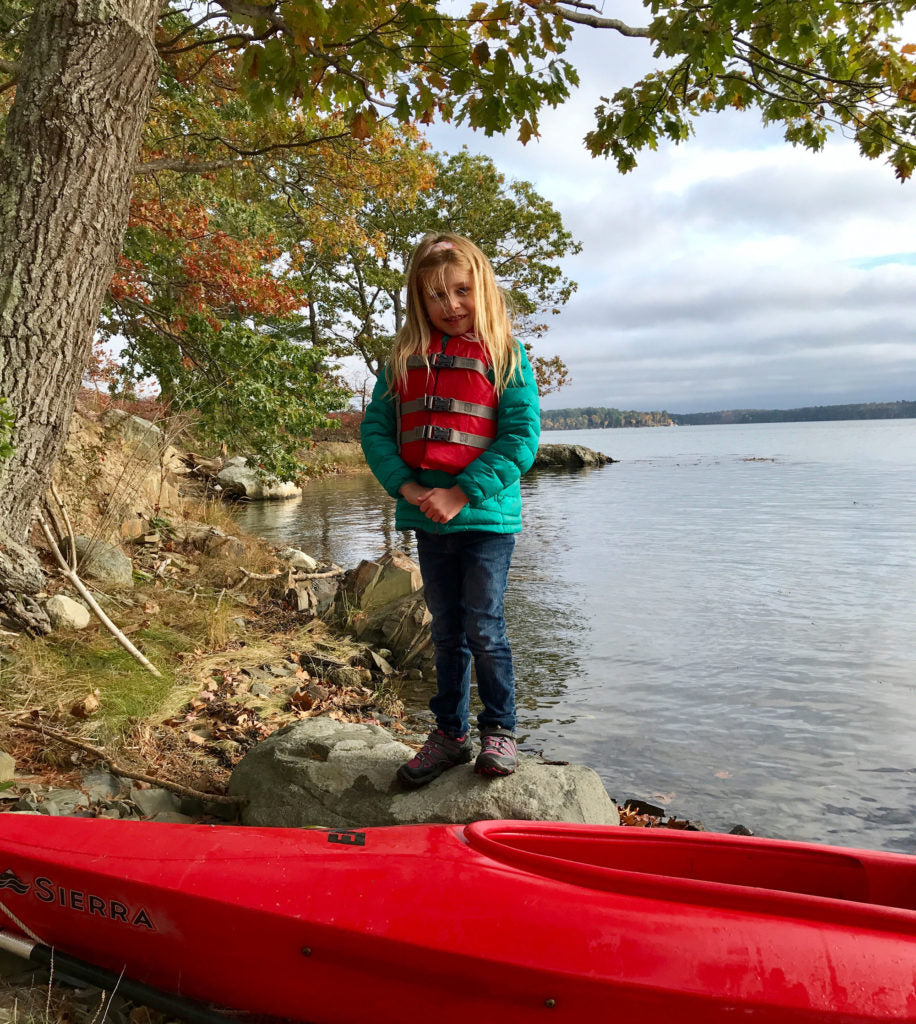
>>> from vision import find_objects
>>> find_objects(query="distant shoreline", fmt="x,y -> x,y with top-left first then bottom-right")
541,400 -> 916,430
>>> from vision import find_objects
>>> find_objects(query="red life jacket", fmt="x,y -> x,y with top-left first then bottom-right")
396,332 -> 498,473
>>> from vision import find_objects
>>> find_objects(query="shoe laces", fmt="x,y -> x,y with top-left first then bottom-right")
481,732 -> 515,755
412,729 -> 465,767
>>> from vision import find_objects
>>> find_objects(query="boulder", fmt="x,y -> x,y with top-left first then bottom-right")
353,589 -> 432,667
534,444 -> 615,467
217,463 -> 301,500
229,719 -> 620,829
64,536 -> 133,589
46,594 -> 91,630
101,409 -> 185,473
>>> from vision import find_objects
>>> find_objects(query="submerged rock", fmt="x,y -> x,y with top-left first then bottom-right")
534,444 -> 616,467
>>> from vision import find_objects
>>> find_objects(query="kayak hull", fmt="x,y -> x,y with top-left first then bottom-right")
0,816 -> 913,1022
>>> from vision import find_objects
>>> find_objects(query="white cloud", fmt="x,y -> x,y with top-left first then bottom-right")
422,20 -> 916,413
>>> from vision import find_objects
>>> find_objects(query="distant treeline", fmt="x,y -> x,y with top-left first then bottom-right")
540,408 -> 675,430
541,401 -> 916,430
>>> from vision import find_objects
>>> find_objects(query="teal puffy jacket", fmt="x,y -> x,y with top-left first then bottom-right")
360,342 -> 540,534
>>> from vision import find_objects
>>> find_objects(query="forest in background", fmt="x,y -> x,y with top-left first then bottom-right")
541,400 -> 916,430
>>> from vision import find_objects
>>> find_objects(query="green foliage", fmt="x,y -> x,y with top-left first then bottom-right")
315,147 -> 581,392
0,396 -> 14,462
542,406 -> 673,429
671,400 -> 916,425
584,0 -> 916,179
110,313 -> 349,480
543,400 -> 916,429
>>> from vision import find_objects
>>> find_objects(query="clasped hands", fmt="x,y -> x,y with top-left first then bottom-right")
399,481 -> 468,524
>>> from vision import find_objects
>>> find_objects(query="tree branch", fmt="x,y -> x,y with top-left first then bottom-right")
34,512 -> 162,678
135,157 -> 240,174
9,718 -> 242,806
536,2 -> 650,35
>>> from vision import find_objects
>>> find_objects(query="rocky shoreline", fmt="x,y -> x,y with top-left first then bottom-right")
0,414 -> 728,1023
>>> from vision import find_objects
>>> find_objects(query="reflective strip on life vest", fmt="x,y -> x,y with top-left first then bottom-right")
399,394 -> 497,420
406,353 -> 489,376
399,424 -> 494,450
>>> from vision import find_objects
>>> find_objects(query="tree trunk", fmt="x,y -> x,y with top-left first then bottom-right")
0,0 -> 160,628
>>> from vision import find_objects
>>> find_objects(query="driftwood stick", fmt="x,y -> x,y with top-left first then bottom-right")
10,718 -> 242,806
237,568 -> 281,580
34,512 -> 162,678
238,566 -> 344,582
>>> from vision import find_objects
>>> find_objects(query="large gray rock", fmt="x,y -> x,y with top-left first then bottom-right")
229,719 -> 620,829
217,463 -> 301,500
65,536 -> 134,589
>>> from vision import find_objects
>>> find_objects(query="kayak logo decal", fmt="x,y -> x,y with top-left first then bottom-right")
34,878 -> 155,930
327,830 -> 366,847
0,870 -> 30,895
0,867 -> 155,931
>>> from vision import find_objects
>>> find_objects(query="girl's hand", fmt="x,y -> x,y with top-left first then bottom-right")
419,486 -> 469,524
399,481 -> 433,506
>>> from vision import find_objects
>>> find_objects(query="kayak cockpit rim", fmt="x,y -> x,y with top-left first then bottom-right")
463,820 -> 916,934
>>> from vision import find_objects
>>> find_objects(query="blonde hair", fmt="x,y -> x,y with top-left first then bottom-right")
388,232 -> 519,393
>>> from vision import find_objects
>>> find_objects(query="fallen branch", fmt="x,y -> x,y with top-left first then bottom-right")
34,512 -> 162,677
10,718 -> 242,806
238,566 -> 344,581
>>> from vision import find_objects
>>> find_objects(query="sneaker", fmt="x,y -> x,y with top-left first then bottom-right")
475,728 -> 517,777
397,729 -> 472,787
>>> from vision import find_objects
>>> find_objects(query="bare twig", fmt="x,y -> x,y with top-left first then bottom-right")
49,482 -> 77,571
10,718 -> 242,806
34,512 -> 162,678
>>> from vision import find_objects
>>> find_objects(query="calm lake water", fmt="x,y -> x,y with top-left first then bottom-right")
235,419 -> 916,853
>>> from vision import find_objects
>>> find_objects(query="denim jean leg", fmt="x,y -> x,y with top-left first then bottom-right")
416,531 -> 472,736
459,532 -> 517,732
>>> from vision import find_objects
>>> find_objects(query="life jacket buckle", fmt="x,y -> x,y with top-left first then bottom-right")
425,395 -> 452,412
424,424 -> 453,442
434,353 -> 456,368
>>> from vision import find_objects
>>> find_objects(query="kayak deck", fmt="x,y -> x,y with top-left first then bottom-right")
0,816 -> 913,1023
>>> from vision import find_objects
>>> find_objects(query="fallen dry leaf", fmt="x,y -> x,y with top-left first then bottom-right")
70,690 -> 101,719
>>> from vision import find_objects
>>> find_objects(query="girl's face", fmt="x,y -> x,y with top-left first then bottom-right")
421,264 -> 476,337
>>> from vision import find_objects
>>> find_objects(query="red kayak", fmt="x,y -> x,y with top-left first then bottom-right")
0,815 -> 914,1022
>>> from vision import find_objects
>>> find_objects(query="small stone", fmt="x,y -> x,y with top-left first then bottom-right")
0,750 -> 14,784
264,662 -> 298,678
81,769 -> 128,801
131,788 -> 179,818
622,797 -> 667,818
329,666 -> 367,688
277,547 -> 318,571
213,739 -> 242,756
46,594 -> 91,630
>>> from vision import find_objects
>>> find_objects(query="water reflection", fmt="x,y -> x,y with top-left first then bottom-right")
232,422 -> 916,852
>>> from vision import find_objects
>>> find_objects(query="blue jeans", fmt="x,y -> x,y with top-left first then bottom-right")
415,529 -> 517,736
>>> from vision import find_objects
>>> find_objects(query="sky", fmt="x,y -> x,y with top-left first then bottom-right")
422,14 -> 916,415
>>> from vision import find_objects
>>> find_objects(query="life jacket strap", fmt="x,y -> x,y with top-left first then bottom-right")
399,394 -> 497,420
406,353 -> 489,375
399,425 -> 494,450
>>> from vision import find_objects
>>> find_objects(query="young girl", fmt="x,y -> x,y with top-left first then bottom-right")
360,232 -> 540,787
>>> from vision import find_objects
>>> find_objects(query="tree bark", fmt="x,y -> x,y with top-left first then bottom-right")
0,0 -> 160,625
